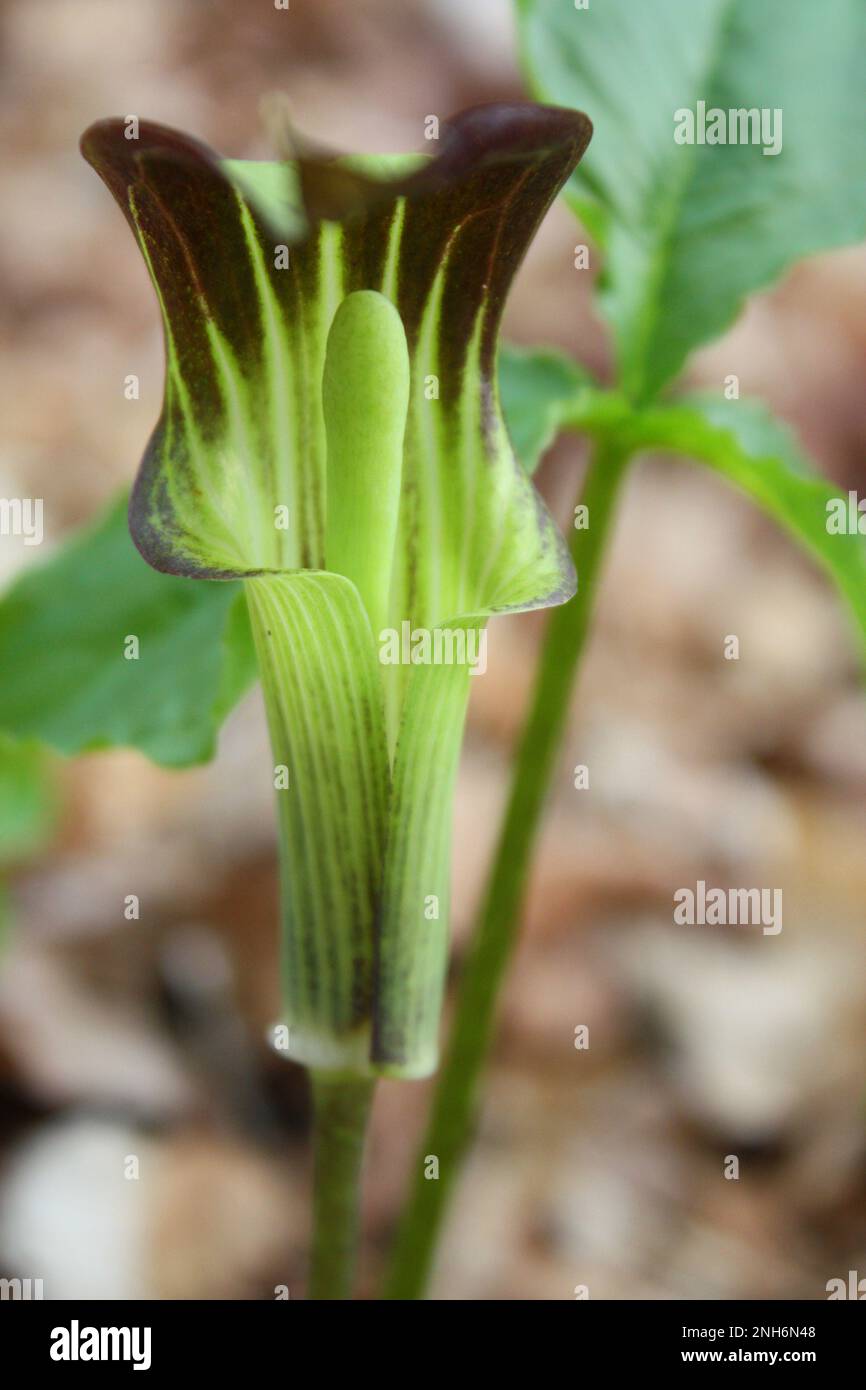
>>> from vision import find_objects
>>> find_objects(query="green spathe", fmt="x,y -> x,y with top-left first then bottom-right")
80,104 -> 591,1075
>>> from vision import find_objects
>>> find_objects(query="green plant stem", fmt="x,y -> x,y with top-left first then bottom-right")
383,437 -> 630,1300
308,1071 -> 375,1300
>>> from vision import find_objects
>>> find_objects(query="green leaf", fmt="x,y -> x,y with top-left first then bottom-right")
498,342 -> 609,472
517,0 -> 866,400
0,494 -> 256,767
0,736 -> 56,867
501,344 -> 866,656
617,396 -> 866,651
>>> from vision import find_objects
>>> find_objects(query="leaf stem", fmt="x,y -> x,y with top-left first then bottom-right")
308,1071 -> 375,1300
382,436 -> 630,1299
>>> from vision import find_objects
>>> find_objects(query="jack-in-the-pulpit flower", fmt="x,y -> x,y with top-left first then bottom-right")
81,103 -> 591,1080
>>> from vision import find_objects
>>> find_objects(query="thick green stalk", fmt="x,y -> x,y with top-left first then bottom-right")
383,438 -> 630,1299
308,1072 -> 375,1300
